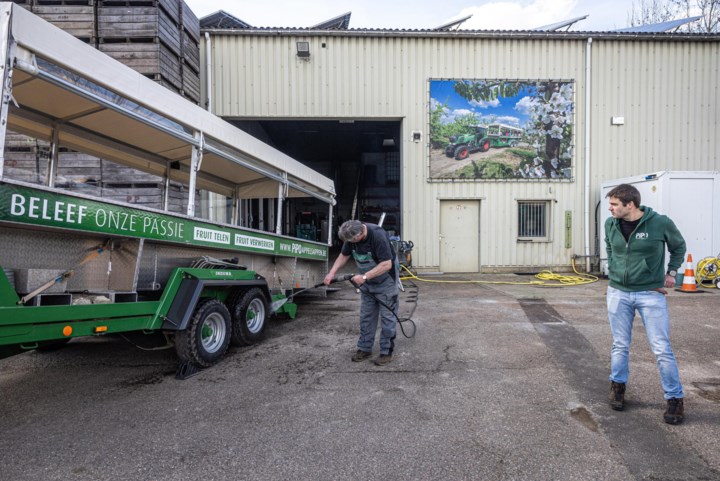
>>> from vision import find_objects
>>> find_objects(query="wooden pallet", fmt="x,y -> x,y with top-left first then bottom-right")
99,39 -> 182,89
181,62 -> 199,104
35,0 -> 94,5
180,0 -> 198,43
98,6 -> 181,56
100,160 -> 164,183
32,5 -> 96,41
99,0 -> 180,23
181,29 -> 199,73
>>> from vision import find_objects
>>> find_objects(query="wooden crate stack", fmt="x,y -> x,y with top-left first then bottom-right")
2,130 -> 187,210
179,1 -> 200,104
10,0 -> 201,105
98,0 -> 183,93
32,0 -> 97,45
4,0 -> 203,211
3,131 -> 49,185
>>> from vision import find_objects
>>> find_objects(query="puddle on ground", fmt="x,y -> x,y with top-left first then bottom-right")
570,405 -> 599,432
693,380 -> 720,403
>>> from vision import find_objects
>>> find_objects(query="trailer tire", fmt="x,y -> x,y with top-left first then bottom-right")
175,298 -> 231,367
230,288 -> 268,346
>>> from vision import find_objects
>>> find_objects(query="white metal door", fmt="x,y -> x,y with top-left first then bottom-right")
440,200 -> 479,273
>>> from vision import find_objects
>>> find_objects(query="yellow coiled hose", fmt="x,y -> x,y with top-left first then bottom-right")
400,258 -> 598,287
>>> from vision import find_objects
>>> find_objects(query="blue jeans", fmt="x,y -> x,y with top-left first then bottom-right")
607,286 -> 684,399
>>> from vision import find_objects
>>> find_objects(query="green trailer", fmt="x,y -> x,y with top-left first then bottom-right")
0,4 -> 337,373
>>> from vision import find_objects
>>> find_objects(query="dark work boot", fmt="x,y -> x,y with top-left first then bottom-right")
351,350 -> 372,362
664,398 -> 684,425
609,381 -> 626,411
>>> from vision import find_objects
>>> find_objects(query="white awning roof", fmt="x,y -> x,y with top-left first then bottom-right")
3,5 -> 335,204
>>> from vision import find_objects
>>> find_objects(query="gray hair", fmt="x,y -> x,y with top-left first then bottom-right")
338,220 -> 364,242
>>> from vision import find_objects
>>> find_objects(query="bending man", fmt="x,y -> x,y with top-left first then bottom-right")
324,220 -> 398,366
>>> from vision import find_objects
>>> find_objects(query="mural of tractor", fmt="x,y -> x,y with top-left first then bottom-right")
445,123 -> 524,160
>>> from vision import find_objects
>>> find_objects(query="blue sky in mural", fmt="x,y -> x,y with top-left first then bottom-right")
430,80 -> 535,127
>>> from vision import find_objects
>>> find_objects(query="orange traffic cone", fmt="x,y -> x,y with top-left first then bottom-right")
679,254 -> 698,292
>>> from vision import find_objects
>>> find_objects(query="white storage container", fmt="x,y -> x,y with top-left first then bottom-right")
599,171 -> 720,276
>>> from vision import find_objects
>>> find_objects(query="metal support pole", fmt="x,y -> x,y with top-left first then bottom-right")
186,131 -> 204,217
0,20 -> 15,181
163,161 -> 171,211
275,175 -> 286,235
231,186 -> 239,225
258,197 -> 264,231
327,202 -> 334,246
584,38 -> 593,273
47,124 -> 60,188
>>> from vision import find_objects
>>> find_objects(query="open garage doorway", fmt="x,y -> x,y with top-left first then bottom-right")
230,119 -> 402,245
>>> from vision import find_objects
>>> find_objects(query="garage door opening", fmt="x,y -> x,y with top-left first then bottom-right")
231,119 -> 402,245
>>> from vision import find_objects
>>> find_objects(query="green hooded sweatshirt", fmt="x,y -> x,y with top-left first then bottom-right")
604,206 -> 686,292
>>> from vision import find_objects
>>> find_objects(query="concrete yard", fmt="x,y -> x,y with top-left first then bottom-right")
1,274 -> 719,481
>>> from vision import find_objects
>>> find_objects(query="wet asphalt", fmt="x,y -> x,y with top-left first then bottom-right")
1,274 -> 719,481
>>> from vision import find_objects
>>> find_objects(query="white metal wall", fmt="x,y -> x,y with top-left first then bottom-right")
202,32 -> 719,272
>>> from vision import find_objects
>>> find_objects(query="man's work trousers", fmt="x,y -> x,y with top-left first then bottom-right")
357,274 -> 398,356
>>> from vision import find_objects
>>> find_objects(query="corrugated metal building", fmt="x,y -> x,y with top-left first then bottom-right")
199,25 -> 719,273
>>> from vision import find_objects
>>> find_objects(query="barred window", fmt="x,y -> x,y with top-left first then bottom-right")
518,200 -> 550,241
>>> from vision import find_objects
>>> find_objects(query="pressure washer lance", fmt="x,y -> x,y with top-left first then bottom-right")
270,274 -> 417,338
269,274 -> 353,312
347,275 -> 417,339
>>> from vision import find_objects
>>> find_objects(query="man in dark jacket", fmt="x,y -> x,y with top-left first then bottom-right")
604,183 -> 686,424
324,220 -> 398,366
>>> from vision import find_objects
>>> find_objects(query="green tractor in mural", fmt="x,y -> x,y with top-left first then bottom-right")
445,123 -> 523,160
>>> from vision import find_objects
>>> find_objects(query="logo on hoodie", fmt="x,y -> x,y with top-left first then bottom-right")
635,232 -> 648,240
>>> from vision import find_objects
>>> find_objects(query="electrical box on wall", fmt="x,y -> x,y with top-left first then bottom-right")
599,171 -> 720,276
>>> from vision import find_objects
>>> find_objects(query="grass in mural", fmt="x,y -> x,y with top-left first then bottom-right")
453,148 -> 536,179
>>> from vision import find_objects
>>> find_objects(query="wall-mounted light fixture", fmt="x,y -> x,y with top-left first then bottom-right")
296,41 -> 310,59
411,130 -> 422,142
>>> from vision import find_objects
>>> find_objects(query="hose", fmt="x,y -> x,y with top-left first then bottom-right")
399,258 -> 598,287
351,278 -> 417,339
696,255 -> 720,288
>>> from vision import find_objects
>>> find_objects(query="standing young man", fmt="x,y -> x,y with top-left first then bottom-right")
324,220 -> 398,366
604,183 -> 686,424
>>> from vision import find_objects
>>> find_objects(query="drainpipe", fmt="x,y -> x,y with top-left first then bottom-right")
584,37 -> 592,272
205,32 -> 212,113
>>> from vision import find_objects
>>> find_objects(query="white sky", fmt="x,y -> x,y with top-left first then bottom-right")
184,0 -> 635,31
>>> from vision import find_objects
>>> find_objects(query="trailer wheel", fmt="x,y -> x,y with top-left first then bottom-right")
175,298 -> 231,367
454,145 -> 469,160
230,288 -> 268,346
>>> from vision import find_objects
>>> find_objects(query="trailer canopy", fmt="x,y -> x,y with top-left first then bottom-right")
0,4 -> 335,205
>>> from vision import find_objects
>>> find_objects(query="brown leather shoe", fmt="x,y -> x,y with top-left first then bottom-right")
664,398 -> 684,425
609,381 -> 626,411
